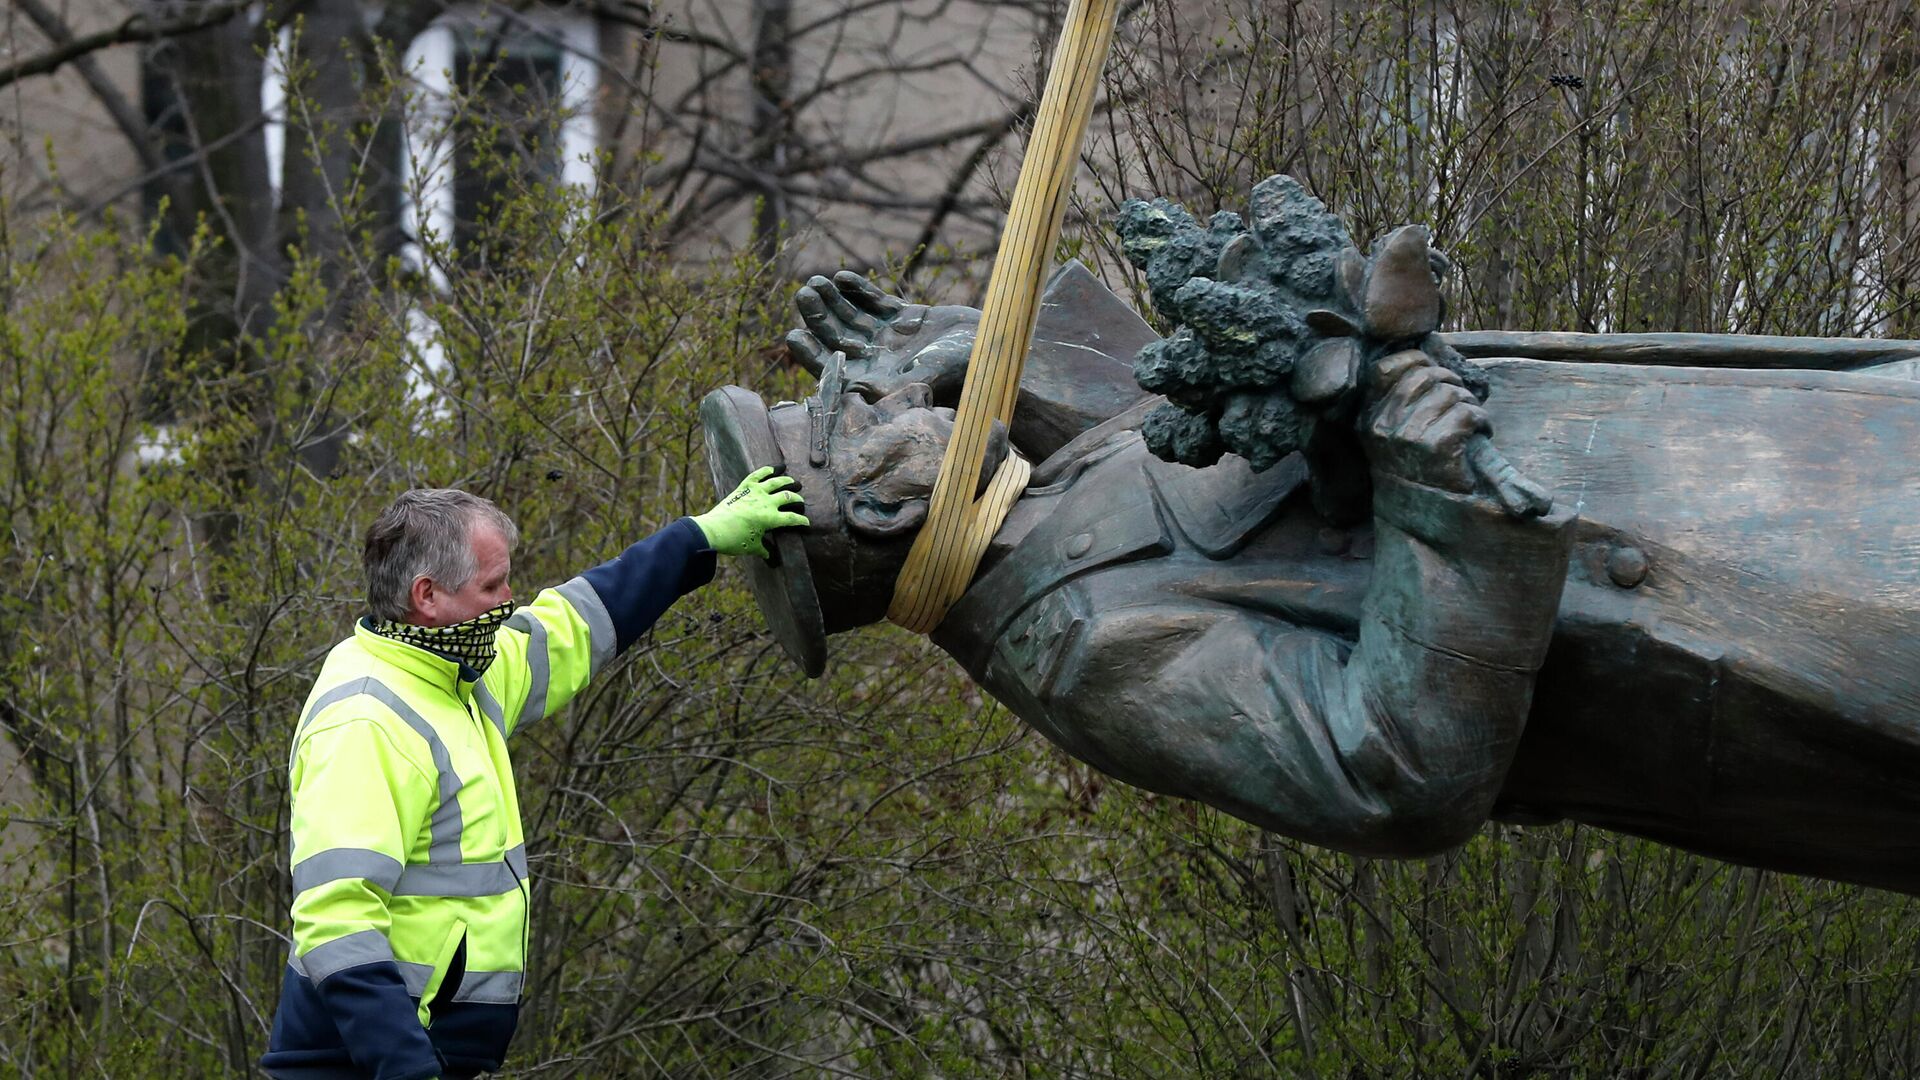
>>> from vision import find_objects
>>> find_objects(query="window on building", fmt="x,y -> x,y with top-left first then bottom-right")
402,11 -> 599,276
134,8 -> 600,464
247,8 -> 598,276
452,32 -> 565,254
392,12 -> 599,410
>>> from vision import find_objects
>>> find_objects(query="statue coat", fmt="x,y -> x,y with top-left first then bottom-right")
934,272 -> 1920,891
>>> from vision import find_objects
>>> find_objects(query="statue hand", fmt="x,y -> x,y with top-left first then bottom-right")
1360,349 -> 1489,494
785,271 -> 980,402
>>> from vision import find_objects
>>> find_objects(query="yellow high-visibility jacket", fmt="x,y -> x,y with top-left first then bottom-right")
263,519 -> 713,1080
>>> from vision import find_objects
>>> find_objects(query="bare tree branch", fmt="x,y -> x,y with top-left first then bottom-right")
902,104 -> 1031,280
0,0 -> 256,92
11,0 -> 160,172
582,0 -> 748,59
79,111 -> 271,217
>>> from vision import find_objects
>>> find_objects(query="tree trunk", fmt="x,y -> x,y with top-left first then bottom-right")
748,0 -> 794,263
1884,4 -> 1920,336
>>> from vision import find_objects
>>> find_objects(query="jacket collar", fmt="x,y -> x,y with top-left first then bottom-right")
353,618 -> 481,700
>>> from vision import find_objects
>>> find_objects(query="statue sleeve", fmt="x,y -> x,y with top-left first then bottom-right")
1333,478 -> 1577,852
1038,483 -> 1573,858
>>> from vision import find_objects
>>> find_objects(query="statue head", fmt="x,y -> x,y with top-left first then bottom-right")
700,381 -> 1009,676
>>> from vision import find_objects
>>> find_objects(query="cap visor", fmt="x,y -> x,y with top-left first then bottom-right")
700,386 -> 829,678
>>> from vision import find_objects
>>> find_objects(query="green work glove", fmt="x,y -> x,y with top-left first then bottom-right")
693,466 -> 810,558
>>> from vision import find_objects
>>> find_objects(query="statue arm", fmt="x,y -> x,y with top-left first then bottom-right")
1048,483 -> 1573,857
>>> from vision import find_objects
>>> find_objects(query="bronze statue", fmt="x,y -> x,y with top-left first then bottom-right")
704,180 -> 1920,894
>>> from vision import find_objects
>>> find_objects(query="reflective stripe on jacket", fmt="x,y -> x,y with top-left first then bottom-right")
264,518 -> 714,1080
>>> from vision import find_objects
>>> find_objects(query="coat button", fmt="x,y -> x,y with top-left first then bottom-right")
1606,545 -> 1649,588
1064,533 -> 1094,558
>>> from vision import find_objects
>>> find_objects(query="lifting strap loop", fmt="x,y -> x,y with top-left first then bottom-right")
887,0 -> 1123,634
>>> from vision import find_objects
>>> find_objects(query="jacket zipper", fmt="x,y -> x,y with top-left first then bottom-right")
464,698 -> 533,993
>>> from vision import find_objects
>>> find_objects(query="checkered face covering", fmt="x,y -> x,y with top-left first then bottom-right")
369,600 -> 517,676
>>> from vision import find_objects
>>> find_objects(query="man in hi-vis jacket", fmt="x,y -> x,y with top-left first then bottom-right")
262,482 -> 804,1080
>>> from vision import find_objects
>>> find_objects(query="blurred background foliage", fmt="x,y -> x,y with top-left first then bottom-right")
3,0 -> 1920,1075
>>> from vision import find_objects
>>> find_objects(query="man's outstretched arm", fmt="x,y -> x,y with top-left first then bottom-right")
486,474 -> 807,738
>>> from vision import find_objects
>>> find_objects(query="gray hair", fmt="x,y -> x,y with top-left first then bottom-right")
364,489 -> 520,622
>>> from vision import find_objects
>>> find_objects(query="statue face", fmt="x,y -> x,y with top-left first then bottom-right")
832,384 -> 1009,540
750,382 -> 1012,637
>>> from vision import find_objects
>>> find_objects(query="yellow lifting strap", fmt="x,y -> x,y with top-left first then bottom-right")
887,0 -> 1124,634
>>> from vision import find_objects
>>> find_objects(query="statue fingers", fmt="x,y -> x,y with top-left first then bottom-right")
1467,439 -> 1555,518
808,275 -> 879,337
1368,364 -> 1448,435
1389,362 -> 1451,404
1394,381 -> 1475,442
889,303 -> 928,335
795,286 -> 838,339
833,270 -> 907,319
1445,400 -> 1492,439
785,328 -> 830,375
1368,348 -> 1429,394
1425,401 -> 1488,458
797,289 -> 872,359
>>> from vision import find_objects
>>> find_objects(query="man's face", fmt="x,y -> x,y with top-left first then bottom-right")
414,524 -> 513,626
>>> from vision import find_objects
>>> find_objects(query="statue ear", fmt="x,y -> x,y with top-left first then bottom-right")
844,490 -> 928,539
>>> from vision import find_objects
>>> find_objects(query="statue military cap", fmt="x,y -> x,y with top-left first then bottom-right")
699,386 -> 829,677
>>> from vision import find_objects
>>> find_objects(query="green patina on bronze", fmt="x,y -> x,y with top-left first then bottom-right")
707,174 -> 1920,895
